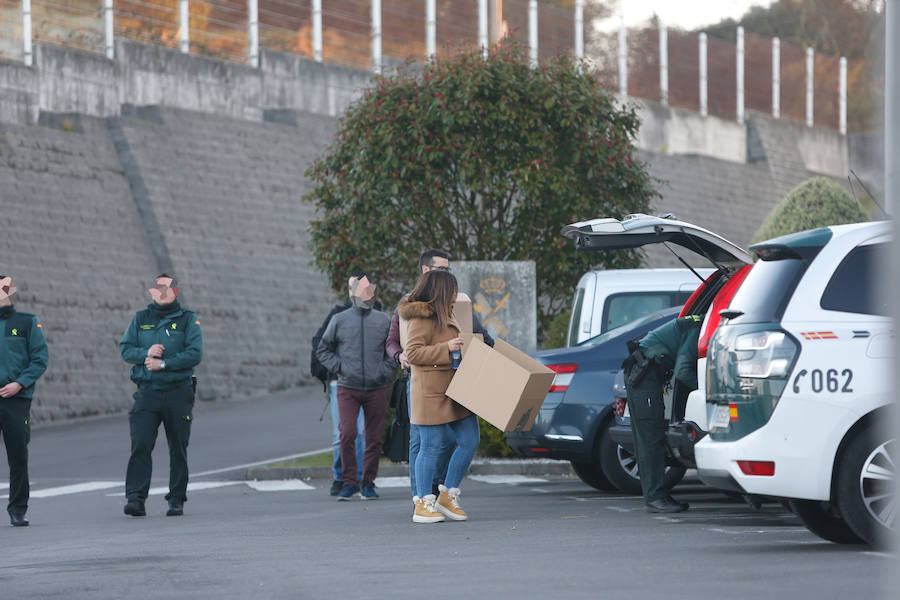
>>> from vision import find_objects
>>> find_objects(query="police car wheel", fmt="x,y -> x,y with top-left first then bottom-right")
788,500 -> 865,545
836,430 -> 896,548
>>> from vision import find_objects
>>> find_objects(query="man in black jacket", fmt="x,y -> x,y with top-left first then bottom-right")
316,274 -> 397,501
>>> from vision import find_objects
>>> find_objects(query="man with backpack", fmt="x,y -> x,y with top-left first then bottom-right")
311,275 -> 374,496
316,273 -> 397,500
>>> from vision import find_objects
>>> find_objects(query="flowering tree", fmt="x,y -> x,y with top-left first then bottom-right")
304,42 -> 657,339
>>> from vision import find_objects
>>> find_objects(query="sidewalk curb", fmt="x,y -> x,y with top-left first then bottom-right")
244,459 -> 575,481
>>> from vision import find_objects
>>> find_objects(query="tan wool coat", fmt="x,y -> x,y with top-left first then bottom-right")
399,299 -> 472,426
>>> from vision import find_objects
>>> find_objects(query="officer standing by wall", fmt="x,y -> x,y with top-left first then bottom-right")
624,315 -> 701,513
120,274 -> 202,518
0,275 -> 49,527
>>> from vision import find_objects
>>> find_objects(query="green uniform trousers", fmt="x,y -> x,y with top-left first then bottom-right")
626,369 -> 668,503
0,398 -> 30,517
126,382 -> 194,503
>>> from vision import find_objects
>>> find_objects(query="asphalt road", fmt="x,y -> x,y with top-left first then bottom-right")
0,389 -> 894,599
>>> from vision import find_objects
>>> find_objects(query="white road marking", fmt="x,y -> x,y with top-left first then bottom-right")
469,475 -> 547,485
707,527 -> 810,535
0,482 -> 8,491
2,481 -> 122,499
190,447 -> 332,478
245,480 -> 314,491
106,481 -> 244,497
530,488 -> 550,493
373,476 -> 410,488
606,506 -> 636,513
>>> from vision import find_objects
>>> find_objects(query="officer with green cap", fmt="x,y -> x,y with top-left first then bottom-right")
0,274 -> 49,527
120,274 -> 202,518
624,315 -> 702,513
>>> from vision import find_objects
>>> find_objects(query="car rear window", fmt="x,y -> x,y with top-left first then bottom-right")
603,292 -> 686,332
727,257 -> 809,323
820,242 -> 889,316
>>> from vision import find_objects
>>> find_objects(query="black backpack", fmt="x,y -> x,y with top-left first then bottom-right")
311,303 -> 348,391
382,375 -> 410,463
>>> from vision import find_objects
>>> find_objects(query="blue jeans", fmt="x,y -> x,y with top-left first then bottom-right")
414,414 -> 479,498
408,378 -> 452,497
330,380 -> 364,481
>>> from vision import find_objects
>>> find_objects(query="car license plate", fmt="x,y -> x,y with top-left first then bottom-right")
711,404 -> 731,429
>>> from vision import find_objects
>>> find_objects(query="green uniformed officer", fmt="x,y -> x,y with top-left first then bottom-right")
625,315 -> 701,513
0,274 -> 49,527
120,274 -> 202,517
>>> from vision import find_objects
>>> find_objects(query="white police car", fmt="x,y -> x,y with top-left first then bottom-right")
695,221 -> 893,546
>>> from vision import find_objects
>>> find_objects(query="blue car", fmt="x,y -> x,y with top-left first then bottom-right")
506,306 -> 685,494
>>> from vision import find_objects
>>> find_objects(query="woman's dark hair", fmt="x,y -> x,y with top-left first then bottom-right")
407,270 -> 458,331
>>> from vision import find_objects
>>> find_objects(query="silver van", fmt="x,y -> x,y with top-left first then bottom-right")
566,268 -> 714,346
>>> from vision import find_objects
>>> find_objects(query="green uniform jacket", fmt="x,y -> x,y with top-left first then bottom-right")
0,306 -> 49,399
120,303 -> 203,390
638,315 -> 702,390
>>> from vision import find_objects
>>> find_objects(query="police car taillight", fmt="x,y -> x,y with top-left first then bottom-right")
732,330 -> 799,378
547,363 -> 577,392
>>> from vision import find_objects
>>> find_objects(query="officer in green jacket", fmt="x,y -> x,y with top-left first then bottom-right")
0,275 -> 49,527
624,315 -> 701,513
120,274 -> 202,518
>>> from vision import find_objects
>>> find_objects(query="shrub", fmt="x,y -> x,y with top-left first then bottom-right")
752,177 -> 869,244
478,417 -> 514,458
303,40 -> 657,337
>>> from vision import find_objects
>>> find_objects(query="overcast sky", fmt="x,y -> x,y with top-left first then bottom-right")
595,0 -> 776,31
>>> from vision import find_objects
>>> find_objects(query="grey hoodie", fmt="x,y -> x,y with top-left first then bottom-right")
316,306 -> 397,391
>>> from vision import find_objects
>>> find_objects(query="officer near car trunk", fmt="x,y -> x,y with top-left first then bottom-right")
624,315 -> 701,513
120,274 -> 202,517
0,275 -> 49,527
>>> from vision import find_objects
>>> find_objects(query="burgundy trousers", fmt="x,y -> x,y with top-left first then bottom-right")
336,386 -> 389,486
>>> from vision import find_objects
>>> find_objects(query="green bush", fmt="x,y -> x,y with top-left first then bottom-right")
541,309 -> 571,350
752,177 -> 868,244
478,417 -> 514,458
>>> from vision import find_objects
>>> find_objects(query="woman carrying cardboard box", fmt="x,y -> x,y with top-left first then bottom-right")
400,270 -> 480,523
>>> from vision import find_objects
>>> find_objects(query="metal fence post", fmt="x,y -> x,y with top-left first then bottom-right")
478,0 -> 488,59
699,32 -> 707,117
529,0 -> 538,68
839,56 -> 847,135
772,37 -> 780,118
248,0 -> 259,67
574,0 -> 583,63
312,0 -> 322,62
659,21 -> 668,106
22,0 -> 32,66
104,0 -> 114,59
372,0 -> 382,74
736,26 -> 744,124
179,0 -> 189,53
617,15 -> 627,97
806,46 -> 814,127
426,0 -> 435,60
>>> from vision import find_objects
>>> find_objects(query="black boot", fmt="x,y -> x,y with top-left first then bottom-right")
124,499 -> 146,517
9,513 -> 29,527
166,502 -> 184,517
646,496 -> 689,513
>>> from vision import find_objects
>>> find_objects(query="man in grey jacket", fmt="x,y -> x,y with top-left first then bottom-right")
316,274 -> 397,500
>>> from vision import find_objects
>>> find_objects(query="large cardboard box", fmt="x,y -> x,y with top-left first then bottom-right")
399,292 -> 472,349
446,337 -> 555,432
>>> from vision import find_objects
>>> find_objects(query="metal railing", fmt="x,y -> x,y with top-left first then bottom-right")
1,1 -> 857,133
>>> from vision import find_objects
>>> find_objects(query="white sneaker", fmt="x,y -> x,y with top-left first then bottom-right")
413,494 -> 445,523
